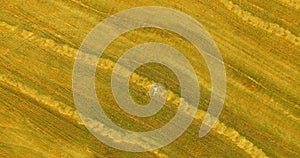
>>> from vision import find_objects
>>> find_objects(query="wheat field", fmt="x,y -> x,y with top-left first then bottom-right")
0,0 -> 299,157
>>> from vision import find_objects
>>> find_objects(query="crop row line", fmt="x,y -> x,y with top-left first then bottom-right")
220,0 -> 299,46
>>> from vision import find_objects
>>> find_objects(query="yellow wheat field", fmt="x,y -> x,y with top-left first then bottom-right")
0,0 -> 299,157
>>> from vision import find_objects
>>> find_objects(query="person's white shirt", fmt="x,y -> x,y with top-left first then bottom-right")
153,87 -> 159,96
